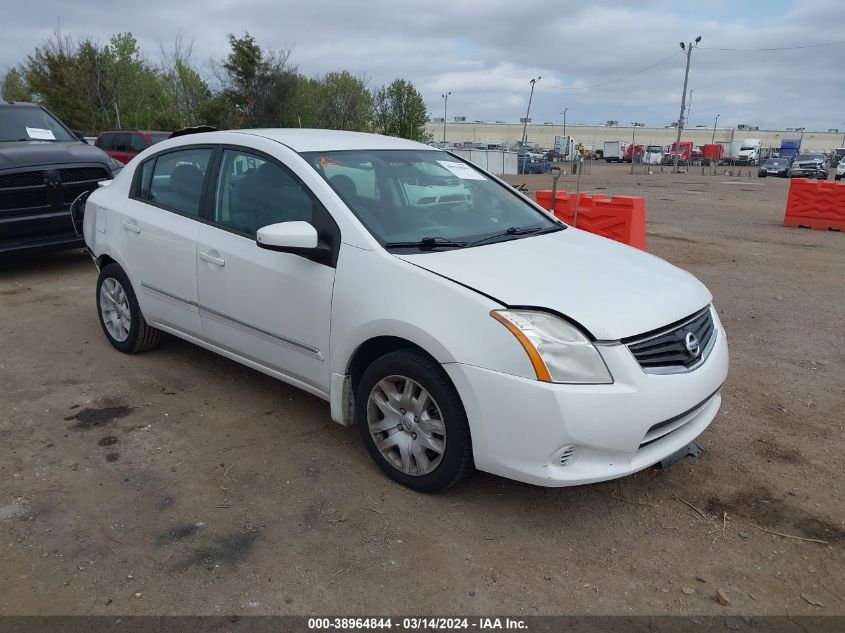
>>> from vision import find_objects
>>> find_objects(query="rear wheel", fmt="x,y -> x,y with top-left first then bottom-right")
96,263 -> 161,353
355,349 -> 473,491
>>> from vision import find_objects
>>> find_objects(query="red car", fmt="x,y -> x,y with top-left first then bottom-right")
94,129 -> 170,164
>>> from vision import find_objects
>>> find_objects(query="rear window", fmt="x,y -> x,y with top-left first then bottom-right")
149,133 -> 170,144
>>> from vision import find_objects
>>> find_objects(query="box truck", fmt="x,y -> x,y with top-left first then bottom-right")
603,141 -> 629,163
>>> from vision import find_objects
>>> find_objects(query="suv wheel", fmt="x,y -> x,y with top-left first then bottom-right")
356,350 -> 474,492
96,263 -> 161,353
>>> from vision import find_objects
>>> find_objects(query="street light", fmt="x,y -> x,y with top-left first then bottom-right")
712,114 -> 720,143
673,35 -> 702,173
841,123 -> 845,147
441,92 -> 451,144
521,76 -> 541,148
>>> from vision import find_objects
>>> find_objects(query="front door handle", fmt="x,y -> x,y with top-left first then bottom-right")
199,251 -> 226,267
122,219 -> 141,233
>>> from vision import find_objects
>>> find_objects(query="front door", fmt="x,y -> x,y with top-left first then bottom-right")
196,148 -> 337,393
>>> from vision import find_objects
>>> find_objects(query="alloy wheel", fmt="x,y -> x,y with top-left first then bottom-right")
99,277 -> 131,342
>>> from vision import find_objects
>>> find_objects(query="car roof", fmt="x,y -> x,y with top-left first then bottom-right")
230,128 -> 436,153
98,129 -> 169,135
1,101 -> 42,108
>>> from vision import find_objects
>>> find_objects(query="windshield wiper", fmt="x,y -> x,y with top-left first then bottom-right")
468,225 -> 562,247
384,236 -> 468,251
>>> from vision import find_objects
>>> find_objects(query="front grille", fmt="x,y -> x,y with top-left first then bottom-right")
0,170 -> 44,189
0,189 -> 50,211
0,165 -> 108,214
60,167 -> 109,183
624,307 -> 715,373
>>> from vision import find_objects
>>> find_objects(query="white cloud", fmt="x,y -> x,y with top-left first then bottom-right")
2,0 -> 843,129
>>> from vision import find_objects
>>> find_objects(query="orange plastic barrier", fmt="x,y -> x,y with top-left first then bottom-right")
535,189 -> 647,250
783,178 -> 845,231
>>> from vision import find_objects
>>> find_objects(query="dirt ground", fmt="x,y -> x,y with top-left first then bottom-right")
1,162 -> 843,616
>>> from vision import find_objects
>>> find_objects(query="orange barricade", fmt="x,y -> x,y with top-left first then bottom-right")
535,189 -> 647,250
783,178 -> 845,231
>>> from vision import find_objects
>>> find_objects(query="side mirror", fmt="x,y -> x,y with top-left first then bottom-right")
257,222 -> 332,263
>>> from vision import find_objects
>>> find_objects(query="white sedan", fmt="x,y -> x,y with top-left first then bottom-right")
81,129 -> 728,491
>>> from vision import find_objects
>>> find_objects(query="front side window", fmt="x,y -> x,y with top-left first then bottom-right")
303,150 -> 559,249
96,134 -> 114,150
144,147 -> 212,216
213,149 -> 314,236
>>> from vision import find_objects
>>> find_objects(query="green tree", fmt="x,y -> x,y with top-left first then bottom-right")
156,37 -> 212,129
217,32 -> 297,128
373,79 -> 429,141
1,68 -> 32,101
317,71 -> 373,131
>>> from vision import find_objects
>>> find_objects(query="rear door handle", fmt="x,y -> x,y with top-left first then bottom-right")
199,251 -> 226,267
122,219 -> 141,233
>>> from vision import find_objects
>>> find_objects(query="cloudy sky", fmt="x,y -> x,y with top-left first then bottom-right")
3,0 -> 844,130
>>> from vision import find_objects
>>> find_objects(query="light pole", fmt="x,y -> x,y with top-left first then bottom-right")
560,107 -> 568,159
712,114 -> 720,143
686,89 -> 694,124
841,123 -> 845,147
521,76 -> 541,149
441,92 -> 451,145
797,127 -> 805,149
673,36 -> 701,173
630,122 -> 642,173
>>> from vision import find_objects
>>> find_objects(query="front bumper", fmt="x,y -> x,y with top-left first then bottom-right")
445,308 -> 729,487
790,168 -> 825,178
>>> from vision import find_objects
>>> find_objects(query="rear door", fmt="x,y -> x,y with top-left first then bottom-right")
195,147 -> 339,393
118,145 -> 215,337
111,134 -> 134,165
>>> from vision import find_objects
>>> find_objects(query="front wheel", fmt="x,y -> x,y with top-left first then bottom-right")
96,263 -> 161,353
356,350 -> 473,492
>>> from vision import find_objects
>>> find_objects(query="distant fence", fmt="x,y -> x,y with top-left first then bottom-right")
450,149 -> 519,175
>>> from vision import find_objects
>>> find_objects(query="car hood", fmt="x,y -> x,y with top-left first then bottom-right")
395,228 -> 712,340
0,140 -> 110,170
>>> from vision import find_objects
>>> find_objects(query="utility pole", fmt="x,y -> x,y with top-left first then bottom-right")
841,123 -> 845,147
441,92 -> 451,145
521,76 -> 541,149
712,113 -> 720,143
673,36 -> 701,173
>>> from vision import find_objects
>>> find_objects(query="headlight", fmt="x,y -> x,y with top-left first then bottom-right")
491,310 -> 613,384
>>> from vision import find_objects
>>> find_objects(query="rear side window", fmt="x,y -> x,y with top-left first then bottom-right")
113,133 -> 130,152
141,148 -> 212,217
129,134 -> 147,152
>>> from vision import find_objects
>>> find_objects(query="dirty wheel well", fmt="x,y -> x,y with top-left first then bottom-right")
97,254 -> 117,270
348,337 -> 438,392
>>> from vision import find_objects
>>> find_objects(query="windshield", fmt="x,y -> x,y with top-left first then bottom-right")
795,154 -> 823,161
0,105 -> 76,142
740,146 -> 756,151
149,133 -> 170,144
303,150 -> 559,249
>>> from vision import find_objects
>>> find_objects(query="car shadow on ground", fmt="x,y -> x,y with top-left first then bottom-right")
0,248 -> 90,279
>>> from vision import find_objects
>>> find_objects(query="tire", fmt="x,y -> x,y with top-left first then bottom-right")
758,171 -> 766,178
355,349 -> 474,492
96,263 -> 161,354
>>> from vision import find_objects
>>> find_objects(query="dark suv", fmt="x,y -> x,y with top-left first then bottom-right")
95,129 -> 170,165
0,102 -> 122,255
